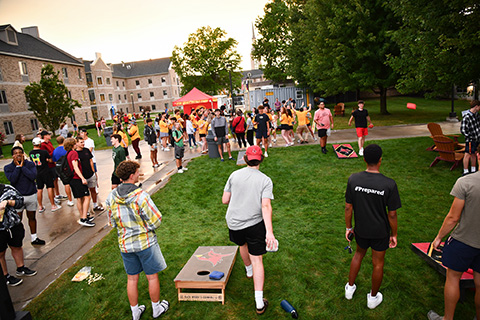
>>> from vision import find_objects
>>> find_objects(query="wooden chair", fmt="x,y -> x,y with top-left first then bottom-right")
430,135 -> 464,171
426,123 -> 463,151
334,103 -> 345,117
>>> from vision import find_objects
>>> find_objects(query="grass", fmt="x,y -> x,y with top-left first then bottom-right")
25,137 -> 476,319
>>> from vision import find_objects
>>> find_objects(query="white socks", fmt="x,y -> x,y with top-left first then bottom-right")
130,305 -> 141,320
255,291 -> 264,309
152,300 -> 164,318
31,234 -> 37,242
245,264 -> 253,278
472,167 -> 476,173
464,168 -> 470,174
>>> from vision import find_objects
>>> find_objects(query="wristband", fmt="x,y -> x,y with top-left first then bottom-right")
346,228 -> 353,231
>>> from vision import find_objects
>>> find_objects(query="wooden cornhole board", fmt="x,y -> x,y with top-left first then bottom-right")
174,246 -> 238,304
236,151 -> 246,165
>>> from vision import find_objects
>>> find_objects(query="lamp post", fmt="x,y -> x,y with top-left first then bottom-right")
226,63 -> 234,113
130,93 -> 135,113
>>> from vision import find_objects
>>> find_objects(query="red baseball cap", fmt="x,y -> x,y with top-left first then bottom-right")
245,145 -> 263,161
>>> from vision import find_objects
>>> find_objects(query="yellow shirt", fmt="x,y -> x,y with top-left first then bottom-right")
296,110 -> 308,126
160,120 -> 169,133
128,124 -> 140,141
198,119 -> 208,135
281,114 -> 289,125
118,130 -> 129,147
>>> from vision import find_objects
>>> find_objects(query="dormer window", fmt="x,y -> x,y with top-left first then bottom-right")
7,30 -> 16,44
0,25 -> 19,46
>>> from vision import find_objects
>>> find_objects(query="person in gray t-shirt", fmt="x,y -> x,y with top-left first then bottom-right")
222,145 -> 276,315
428,151 -> 480,320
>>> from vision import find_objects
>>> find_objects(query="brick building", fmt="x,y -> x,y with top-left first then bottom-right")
0,24 -> 90,143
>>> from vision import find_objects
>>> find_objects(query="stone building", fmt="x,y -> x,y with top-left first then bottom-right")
0,24 -> 90,143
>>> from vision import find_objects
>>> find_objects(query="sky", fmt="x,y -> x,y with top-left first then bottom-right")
0,0 -> 269,70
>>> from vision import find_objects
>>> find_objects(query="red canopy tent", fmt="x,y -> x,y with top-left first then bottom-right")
172,87 -> 218,115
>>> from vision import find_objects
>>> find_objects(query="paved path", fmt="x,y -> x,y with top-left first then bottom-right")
0,121 -> 460,310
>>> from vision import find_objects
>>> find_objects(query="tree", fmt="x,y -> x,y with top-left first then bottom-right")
388,0 -> 480,98
171,26 -> 242,95
24,64 -> 81,134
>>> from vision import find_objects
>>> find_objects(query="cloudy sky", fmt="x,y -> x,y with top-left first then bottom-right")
0,0 -> 269,70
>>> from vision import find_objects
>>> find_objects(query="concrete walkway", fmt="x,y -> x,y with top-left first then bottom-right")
0,121 -> 460,310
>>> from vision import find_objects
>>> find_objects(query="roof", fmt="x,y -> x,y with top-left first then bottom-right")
242,69 -> 264,79
0,24 -> 83,66
83,60 -> 92,73
173,87 -> 217,106
111,57 -> 171,78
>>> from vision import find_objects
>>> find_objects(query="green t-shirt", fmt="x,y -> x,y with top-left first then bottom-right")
112,145 -> 126,170
172,129 -> 184,147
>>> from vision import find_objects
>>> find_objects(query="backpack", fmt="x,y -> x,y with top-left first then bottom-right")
55,152 -> 74,184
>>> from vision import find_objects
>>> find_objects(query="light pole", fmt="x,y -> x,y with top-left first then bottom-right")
226,63 -> 234,113
130,93 -> 135,113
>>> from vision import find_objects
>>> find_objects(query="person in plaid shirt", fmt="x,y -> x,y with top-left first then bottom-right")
460,100 -> 480,175
106,160 -> 169,320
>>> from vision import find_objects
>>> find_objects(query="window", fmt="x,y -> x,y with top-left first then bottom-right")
124,94 -> 127,100
78,68 -> 82,79
106,78 -> 111,85
122,81 -> 125,87
7,30 -> 16,43
161,77 -> 166,83
30,119 -> 39,131
108,94 -> 113,101
100,94 -> 105,102
71,115 -> 76,123
150,92 -> 154,97
85,112 -> 89,122
163,90 -> 167,96
135,80 -> 140,86
0,68 -> 4,81
81,90 -> 85,101
148,78 -> 152,84
4,121 -> 14,135
118,94 -> 121,101
67,91 -> 72,99
62,68 -> 68,78
0,90 -> 7,104
137,93 -> 142,99
176,78 -> 179,85
152,104 -> 156,110
296,90 -> 303,100
19,62 -> 28,75
164,103 -> 168,109
97,77 -> 103,85
89,91 -> 95,102
116,80 -> 119,87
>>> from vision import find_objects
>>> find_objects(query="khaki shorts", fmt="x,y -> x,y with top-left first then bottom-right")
87,174 -> 97,189
17,193 -> 37,212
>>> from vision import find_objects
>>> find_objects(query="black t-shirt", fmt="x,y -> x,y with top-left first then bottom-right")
255,114 -> 269,132
76,148 -> 94,179
29,149 -> 51,175
352,109 -> 369,128
345,171 -> 401,239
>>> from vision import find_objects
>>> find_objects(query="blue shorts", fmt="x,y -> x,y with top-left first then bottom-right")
442,237 -> 480,273
120,244 -> 167,275
465,141 -> 478,154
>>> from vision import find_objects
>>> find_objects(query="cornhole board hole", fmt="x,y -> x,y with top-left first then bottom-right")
333,144 -> 358,158
237,151 -> 246,165
411,242 -> 474,299
174,246 -> 238,304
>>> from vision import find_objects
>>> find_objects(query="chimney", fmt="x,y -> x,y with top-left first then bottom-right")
95,52 -> 102,60
21,26 -> 40,38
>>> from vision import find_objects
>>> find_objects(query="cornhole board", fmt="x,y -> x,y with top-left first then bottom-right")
411,242 -> 475,298
333,144 -> 358,158
236,151 -> 246,165
174,246 -> 238,304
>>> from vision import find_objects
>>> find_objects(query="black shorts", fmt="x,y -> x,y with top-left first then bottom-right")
50,166 -> 58,179
111,173 -> 121,185
175,145 -> 184,160
199,134 -> 206,138
256,130 -> 269,139
229,220 -> 266,256
124,147 -> 129,157
0,223 -> 25,252
69,178 -> 90,198
465,141 -> 478,154
355,234 -> 389,252
279,124 -> 290,131
442,237 -> 480,273
288,125 -> 294,130
36,171 -> 55,189
318,129 -> 327,137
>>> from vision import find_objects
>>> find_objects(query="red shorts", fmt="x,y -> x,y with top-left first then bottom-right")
356,127 -> 368,137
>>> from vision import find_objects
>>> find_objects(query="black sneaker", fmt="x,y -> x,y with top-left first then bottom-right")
31,238 -> 46,245
86,215 -> 95,222
78,218 -> 95,227
256,299 -> 269,315
15,266 -> 37,277
5,274 -> 23,286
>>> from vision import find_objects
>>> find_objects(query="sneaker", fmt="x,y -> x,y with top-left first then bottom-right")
5,274 -> 23,286
78,218 -> 95,227
178,169 -> 184,173
345,283 -> 356,300
54,198 -> 61,205
273,139 -> 277,143
314,137 -> 318,141
264,151 -> 269,157
269,143 -> 272,147
427,310 -> 443,320
38,206 -> 46,213
51,205 -> 62,212
322,148 -> 327,154
359,148 -> 364,156
16,266 -> 37,277
154,163 -> 160,168
164,148 -> 170,151
86,215 -> 95,222
220,158 -> 224,162
31,238 -> 46,245
67,200 -> 75,207
57,195 -> 68,200
229,157 -> 234,160
256,298 -> 269,315
93,205 -> 104,211
183,167 -> 188,171
153,300 -> 169,319
297,139 -> 301,143
367,291 -> 383,309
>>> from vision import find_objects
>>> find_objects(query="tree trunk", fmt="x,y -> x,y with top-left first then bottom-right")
379,86 -> 389,115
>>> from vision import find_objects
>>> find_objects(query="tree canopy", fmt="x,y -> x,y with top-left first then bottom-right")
171,26 -> 242,96
24,64 -> 81,134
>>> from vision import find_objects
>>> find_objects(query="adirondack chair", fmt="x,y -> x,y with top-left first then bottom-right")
426,123 -> 463,151
430,135 -> 464,171
334,103 -> 345,117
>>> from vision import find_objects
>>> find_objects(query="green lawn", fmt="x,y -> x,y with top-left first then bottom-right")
25,137 -> 475,319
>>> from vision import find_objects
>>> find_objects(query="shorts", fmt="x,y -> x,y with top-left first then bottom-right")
465,141 -> 478,154
256,130 -> 269,139
174,145 -> 184,160
288,125 -> 294,130
86,174 -> 97,189
318,129 -> 327,137
36,171 -> 55,189
17,193 -> 37,213
50,166 -> 58,179
296,125 -> 307,133
229,220 -> 266,256
356,127 -> 368,137
111,173 -> 122,186
93,162 -> 97,172
160,132 -> 169,138
149,143 -> 157,151
0,223 -> 25,252
216,136 -> 229,145
121,244 -> 167,275
69,178 -> 90,198
124,147 -> 129,157
199,134 -> 206,138
442,237 -> 480,273
306,123 -> 311,127
355,234 -> 389,252
279,124 -> 289,131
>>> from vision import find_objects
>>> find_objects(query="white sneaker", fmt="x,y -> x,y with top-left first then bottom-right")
160,147 -> 164,151
359,148 -> 364,156
273,139 -> 277,143
177,169 -> 184,173
345,283 -> 356,300
314,137 -> 318,141
269,143 -> 272,148
297,139 -> 300,143
367,291 -> 383,309
164,148 -> 170,151
67,200 -> 75,207
182,167 -> 188,171
264,151 -> 269,157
